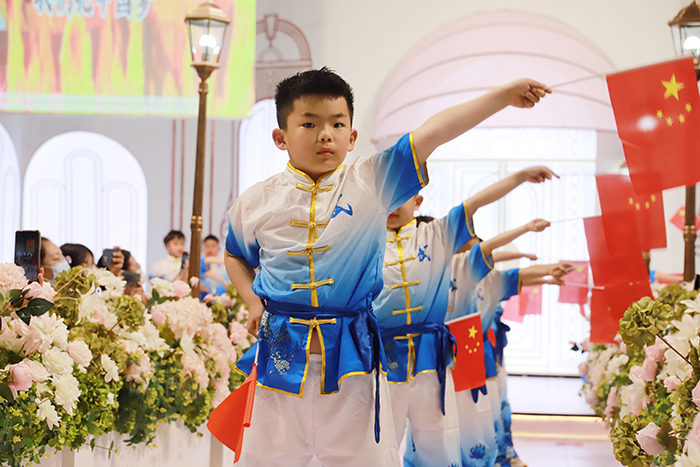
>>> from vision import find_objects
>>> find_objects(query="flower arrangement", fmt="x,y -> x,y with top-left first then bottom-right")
0,263 -> 254,466
581,283 -> 700,467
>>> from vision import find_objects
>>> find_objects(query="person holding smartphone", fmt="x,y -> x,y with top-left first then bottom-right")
150,230 -> 189,282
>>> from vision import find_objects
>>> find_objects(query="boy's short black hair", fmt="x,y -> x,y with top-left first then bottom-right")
203,234 -> 219,243
164,230 -> 185,245
415,215 -> 436,226
275,67 -> 354,129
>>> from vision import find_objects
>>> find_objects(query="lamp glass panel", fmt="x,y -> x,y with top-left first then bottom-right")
188,19 -> 228,63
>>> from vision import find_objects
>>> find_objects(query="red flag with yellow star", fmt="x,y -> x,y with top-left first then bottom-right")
501,295 -> 524,323
519,285 -> 542,316
669,206 -> 700,231
558,261 -> 589,316
590,282 -> 652,344
447,313 -> 486,392
595,174 -> 666,253
583,216 -> 649,287
606,57 -> 700,194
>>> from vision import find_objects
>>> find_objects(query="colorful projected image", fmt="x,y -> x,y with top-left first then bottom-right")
0,0 -> 255,117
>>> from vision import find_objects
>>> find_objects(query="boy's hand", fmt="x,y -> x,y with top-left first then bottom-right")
519,166 -> 559,184
247,301 -> 265,338
505,78 -> 551,109
550,262 -> 575,280
541,277 -> 565,286
523,253 -> 538,261
526,219 -> 550,232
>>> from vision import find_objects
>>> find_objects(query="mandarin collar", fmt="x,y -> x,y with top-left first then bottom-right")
285,162 -> 344,188
387,218 -> 417,240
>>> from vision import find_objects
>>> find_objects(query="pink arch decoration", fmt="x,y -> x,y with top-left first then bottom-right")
373,11 -> 617,149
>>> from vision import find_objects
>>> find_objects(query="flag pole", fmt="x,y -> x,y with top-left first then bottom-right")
684,185 -> 697,282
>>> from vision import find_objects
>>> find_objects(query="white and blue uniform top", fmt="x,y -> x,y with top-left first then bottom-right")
228,133 -> 428,397
444,244 -> 495,324
373,209 -> 475,384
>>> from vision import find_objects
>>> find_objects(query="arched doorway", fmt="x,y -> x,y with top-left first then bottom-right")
23,131 -> 148,269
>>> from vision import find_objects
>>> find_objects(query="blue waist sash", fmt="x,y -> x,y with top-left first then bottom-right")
236,301 -> 386,443
494,318 -> 510,367
381,322 -> 456,415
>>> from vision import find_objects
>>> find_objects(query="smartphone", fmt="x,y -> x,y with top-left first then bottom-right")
121,270 -> 140,286
15,230 -> 41,282
102,248 -> 118,266
181,252 -> 189,273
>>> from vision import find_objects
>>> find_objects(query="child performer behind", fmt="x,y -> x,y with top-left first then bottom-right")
224,67 -> 551,466
374,166 -> 557,466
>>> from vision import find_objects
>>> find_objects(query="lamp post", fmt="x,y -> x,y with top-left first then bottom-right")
669,0 -> 700,283
185,1 -> 230,296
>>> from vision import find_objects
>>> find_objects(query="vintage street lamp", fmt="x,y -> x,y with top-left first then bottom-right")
185,1 -> 230,296
669,0 -> 700,283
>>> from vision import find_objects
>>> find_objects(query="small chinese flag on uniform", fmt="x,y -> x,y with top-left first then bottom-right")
448,313 -> 486,392
519,286 -> 542,316
207,364 -> 257,463
595,174 -> 666,253
558,261 -> 589,316
590,282 -> 652,343
669,206 -> 700,231
606,57 -> 700,194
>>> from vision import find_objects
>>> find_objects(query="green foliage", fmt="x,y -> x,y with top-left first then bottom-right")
107,295 -> 146,332
51,267 -> 96,325
619,297 -> 674,355
611,415 -> 655,467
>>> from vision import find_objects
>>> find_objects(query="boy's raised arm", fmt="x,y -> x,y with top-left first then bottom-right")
492,251 -> 538,263
411,79 -> 551,165
463,166 -> 559,216
481,218 -> 550,258
225,254 -> 265,337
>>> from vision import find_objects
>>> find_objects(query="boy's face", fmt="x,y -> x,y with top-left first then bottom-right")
165,238 -> 186,258
203,239 -> 220,257
272,96 -> 358,181
387,194 -> 423,231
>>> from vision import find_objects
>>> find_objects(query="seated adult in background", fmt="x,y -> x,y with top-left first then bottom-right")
60,243 -> 94,268
199,234 -> 230,298
151,230 -> 189,282
40,237 -> 70,282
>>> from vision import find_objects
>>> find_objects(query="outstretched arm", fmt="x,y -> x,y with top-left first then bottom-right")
492,251 -> 538,263
464,166 -> 559,216
520,261 -> 575,284
225,255 -> 264,337
411,79 -> 551,165
523,277 -> 565,286
481,219 -> 550,258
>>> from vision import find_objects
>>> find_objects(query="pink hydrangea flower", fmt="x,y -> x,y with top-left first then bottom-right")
7,361 -> 32,398
630,394 -> 644,416
24,281 -> 57,302
688,413 -> 700,452
150,306 -> 166,326
665,376 -> 682,391
220,295 -> 236,308
629,365 -> 643,380
172,280 -> 192,298
229,321 -> 248,345
204,293 -> 214,303
584,389 -> 598,405
606,386 -> 619,408
636,422 -> 664,456
692,380 -> 700,409
645,338 -> 665,362
578,361 -> 587,377
640,357 -> 658,382
0,263 -> 29,295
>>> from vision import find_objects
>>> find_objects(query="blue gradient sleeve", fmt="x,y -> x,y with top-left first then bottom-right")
225,205 -> 261,268
441,201 -> 476,254
469,242 -> 494,282
500,268 -> 521,302
371,132 -> 429,212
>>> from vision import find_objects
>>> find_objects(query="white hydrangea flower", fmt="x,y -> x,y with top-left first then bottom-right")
151,278 -> 175,297
116,320 -> 168,353
675,442 -> 700,467
35,398 -> 61,430
42,348 -> 74,376
88,267 -> 125,299
606,354 -> 629,375
101,354 -> 120,383
52,373 -> 81,416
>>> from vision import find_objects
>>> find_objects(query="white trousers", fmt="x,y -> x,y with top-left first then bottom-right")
455,387 -> 497,467
237,354 -> 400,467
389,371 -> 461,467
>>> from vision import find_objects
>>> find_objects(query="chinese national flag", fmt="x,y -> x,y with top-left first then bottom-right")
583,216 -> 649,287
558,261 -> 589,316
606,57 -> 700,194
207,364 -> 257,463
595,174 -> 666,253
519,286 -> 542,316
669,206 -> 700,231
448,313 -> 486,392
590,282 -> 652,343
501,295 -> 524,323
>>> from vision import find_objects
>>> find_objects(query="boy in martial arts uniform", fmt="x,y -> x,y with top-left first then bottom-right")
225,67 -> 551,466
374,167 -> 557,466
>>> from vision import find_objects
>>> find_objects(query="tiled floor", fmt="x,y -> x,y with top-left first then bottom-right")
511,415 -> 621,467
